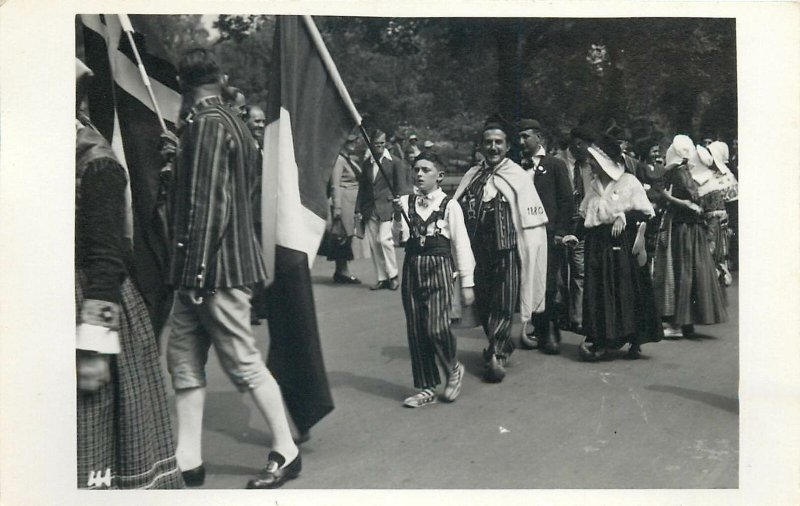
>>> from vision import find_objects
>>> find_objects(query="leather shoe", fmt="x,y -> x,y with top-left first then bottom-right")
519,332 -> 538,350
540,323 -> 561,355
246,451 -> 302,489
333,272 -> 361,284
370,280 -> 388,290
181,464 -> 206,487
387,276 -> 399,290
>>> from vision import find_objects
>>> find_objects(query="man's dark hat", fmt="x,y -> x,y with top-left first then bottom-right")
517,118 -> 542,132
483,114 -> 513,135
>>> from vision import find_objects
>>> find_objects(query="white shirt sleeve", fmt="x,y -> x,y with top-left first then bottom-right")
447,199 -> 475,288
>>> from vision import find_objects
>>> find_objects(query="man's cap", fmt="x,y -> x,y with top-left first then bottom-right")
408,133 -> 418,140
517,118 -> 542,132
423,140 -> 435,148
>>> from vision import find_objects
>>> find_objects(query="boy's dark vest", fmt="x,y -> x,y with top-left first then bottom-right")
404,195 -> 452,258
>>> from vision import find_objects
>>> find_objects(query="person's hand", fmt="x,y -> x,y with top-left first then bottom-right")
77,352 -> 111,392
554,235 -> 563,245
612,216 -> 625,237
461,286 -> 475,306
332,207 -> 342,219
561,235 -> 579,247
159,131 -> 179,161
181,288 -> 204,305
688,202 -> 703,215
391,197 -> 403,213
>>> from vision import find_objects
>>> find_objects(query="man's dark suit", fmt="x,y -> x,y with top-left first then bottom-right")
356,151 -> 410,221
524,153 -> 574,350
355,150 -> 411,285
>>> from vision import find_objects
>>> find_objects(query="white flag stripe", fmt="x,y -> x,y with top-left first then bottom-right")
263,109 -> 327,269
81,15 -> 181,123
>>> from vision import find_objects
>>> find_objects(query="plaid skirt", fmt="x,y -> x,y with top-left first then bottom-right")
76,272 -> 183,489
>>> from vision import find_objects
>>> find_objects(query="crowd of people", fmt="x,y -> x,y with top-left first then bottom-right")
74,46 -> 738,490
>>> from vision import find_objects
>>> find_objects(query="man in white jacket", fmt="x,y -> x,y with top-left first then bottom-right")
453,120 -> 549,382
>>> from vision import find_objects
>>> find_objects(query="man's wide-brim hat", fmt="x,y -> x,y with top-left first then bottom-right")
423,140 -> 435,148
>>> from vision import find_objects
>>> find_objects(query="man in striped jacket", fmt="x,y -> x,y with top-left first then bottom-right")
166,48 -> 301,489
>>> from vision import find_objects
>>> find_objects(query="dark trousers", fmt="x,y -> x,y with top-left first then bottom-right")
401,254 -> 457,389
532,231 -> 562,333
474,246 -> 520,358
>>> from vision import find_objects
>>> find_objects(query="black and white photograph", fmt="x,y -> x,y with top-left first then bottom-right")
1,1 -> 799,505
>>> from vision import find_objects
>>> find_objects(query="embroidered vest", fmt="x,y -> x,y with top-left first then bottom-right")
404,195 -> 452,257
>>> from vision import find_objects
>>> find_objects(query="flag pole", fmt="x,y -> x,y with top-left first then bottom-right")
301,15 -> 410,226
118,14 -> 168,133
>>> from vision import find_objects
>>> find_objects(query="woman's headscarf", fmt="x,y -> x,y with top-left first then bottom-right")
665,134 -> 696,167
707,141 -> 731,174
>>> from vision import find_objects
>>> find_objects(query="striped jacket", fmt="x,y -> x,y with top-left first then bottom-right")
169,96 -> 267,290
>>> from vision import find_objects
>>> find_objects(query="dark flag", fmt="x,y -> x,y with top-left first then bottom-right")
80,14 -> 180,335
262,15 -> 359,431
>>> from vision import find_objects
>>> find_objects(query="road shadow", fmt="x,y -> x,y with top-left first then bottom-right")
205,391 -> 273,446
381,345 -> 410,363
645,384 -> 739,414
327,370 -> 408,402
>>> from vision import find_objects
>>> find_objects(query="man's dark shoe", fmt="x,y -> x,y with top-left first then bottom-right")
387,276 -> 400,290
540,323 -> 561,355
370,280 -> 388,290
181,464 -> 206,487
246,451 -> 302,489
519,329 -> 538,350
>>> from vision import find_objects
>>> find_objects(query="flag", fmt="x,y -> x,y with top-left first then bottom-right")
80,14 -> 181,335
262,15 -> 358,431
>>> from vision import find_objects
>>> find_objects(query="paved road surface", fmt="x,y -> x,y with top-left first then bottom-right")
163,250 -> 738,489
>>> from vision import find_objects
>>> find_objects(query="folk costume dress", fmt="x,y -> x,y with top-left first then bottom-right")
393,189 -> 475,389
578,168 -> 663,350
653,153 -> 728,327
76,120 -> 183,489
700,142 -> 738,275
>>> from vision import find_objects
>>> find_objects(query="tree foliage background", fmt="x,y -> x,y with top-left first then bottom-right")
123,15 -> 737,166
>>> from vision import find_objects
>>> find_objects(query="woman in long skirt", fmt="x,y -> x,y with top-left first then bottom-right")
701,141 -> 738,287
567,136 -> 663,361
327,134 -> 362,284
653,135 -> 727,338
75,59 -> 182,489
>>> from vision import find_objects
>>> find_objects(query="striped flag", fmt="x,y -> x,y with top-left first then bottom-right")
80,14 -> 180,334
262,15 -> 359,431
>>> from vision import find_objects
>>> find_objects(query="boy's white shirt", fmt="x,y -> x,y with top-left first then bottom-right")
393,187 -> 475,287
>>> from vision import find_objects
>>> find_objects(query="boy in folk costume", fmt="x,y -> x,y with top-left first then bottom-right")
453,120 -> 549,383
392,153 -> 476,407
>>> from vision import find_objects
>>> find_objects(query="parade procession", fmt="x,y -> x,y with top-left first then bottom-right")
67,13 -> 743,491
